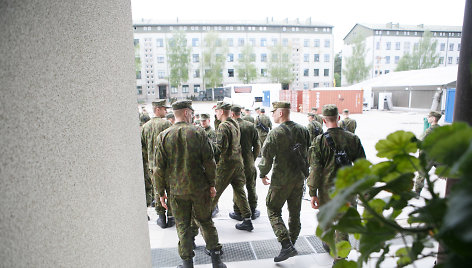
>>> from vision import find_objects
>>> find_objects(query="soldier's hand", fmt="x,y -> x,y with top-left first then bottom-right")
311,196 -> 320,209
261,176 -> 270,185
160,194 -> 168,210
210,187 -> 216,198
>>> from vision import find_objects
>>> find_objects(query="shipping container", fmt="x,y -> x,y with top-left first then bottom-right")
301,88 -> 364,114
290,90 -> 303,112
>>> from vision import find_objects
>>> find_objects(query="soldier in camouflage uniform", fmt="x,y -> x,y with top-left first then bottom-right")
308,104 -> 365,262
307,112 -> 324,143
229,105 -> 261,221
339,109 -> 357,133
155,101 -> 226,268
141,99 -> 174,229
258,101 -> 310,262
255,108 -> 272,147
166,112 -> 175,124
311,107 -> 323,125
139,106 -> 151,126
194,113 -> 201,126
200,114 -> 217,143
414,111 -> 442,195
242,108 -> 255,123
212,102 -> 254,231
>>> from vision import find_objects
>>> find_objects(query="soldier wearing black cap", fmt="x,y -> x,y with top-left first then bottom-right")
308,104 -> 366,263
141,99 -> 174,228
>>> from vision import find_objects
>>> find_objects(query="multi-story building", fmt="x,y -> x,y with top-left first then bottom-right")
133,19 -> 334,102
341,23 -> 462,86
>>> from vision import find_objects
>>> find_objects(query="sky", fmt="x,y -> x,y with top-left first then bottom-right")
131,0 -> 466,53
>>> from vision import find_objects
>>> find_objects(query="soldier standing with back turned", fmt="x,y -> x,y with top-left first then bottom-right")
258,101 -> 310,262
155,100 -> 226,268
339,109 -> 357,133
255,108 -> 272,147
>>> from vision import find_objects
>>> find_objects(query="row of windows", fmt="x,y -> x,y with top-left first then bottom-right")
148,37 -> 331,48
375,55 -> 460,65
374,30 -> 461,38
375,41 -> 461,51
303,69 -> 330,77
139,25 -> 331,33
305,82 -> 330,89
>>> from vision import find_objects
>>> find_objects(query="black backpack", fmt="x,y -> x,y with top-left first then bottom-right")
280,124 -> 309,177
323,132 -> 352,167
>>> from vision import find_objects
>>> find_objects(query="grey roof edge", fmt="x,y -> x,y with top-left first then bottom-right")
132,19 -> 333,28
343,23 -> 462,40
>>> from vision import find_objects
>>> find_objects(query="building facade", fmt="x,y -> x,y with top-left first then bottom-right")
341,23 -> 462,86
133,19 -> 334,102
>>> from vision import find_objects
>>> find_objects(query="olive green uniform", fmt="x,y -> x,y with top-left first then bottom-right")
339,117 -> 357,133
212,118 -> 252,219
233,118 -> 261,214
307,120 -> 324,143
258,121 -> 310,244
242,114 -> 255,124
414,124 -> 440,193
255,114 -> 272,146
204,126 -> 217,143
313,114 -> 323,125
141,117 -> 172,215
155,122 -> 222,261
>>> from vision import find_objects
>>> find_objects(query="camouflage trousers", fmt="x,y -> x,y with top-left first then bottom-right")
170,193 -> 222,261
258,132 -> 268,148
144,167 -> 154,207
414,175 -> 425,194
212,162 -> 251,219
266,182 -> 304,243
233,164 -> 257,214
150,169 -> 172,216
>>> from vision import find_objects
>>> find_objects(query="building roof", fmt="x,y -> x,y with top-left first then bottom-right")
348,65 -> 458,89
133,18 -> 333,28
357,23 -> 462,32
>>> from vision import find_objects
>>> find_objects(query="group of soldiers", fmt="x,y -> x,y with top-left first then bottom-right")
139,98 -> 367,268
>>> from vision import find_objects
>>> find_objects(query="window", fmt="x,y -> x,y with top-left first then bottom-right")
249,38 -> 256,46
324,69 -> 329,77
314,39 -> 320,47
261,69 -> 267,77
439,57 -> 444,64
324,82 -> 330,87
193,70 -> 200,78
282,38 -> 288,47
414,42 -> 419,50
449,43 -> 454,51
238,54 -> 243,61
192,54 -> 199,63
158,71 -> 165,79
303,69 -> 309,76
137,86 -> 142,95
404,42 -> 410,51
376,42 -> 380,50
448,57 -> 453,64
314,69 -> 319,76
395,56 -> 400,64
157,55 -> 165,63
156,39 -> 164,47
314,83 -> 319,88
238,38 -> 245,46
386,42 -> 391,50
136,71 -> 141,79
228,69 -> 234,77
272,38 -> 278,46
324,39 -> 330,48
385,56 -> 390,64
385,70 -> 390,74
304,39 -> 309,47
303,54 -> 309,62
227,53 -> 234,62
182,85 -> 189,93
227,38 -> 233,47
324,54 -> 330,62
395,42 -> 401,50
458,43 -> 461,51
314,54 -> 319,62
440,43 -> 445,51
261,53 -> 267,62
171,87 -> 178,93
192,38 -> 199,47
260,38 -> 267,47
456,57 -> 460,64
194,84 -> 200,93
271,53 -> 278,61
303,83 -> 309,89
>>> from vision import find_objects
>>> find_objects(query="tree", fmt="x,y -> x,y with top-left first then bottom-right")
235,44 -> 258,84
316,123 -> 472,267
268,43 -> 295,89
396,30 -> 439,71
134,39 -> 141,79
202,32 -> 227,92
343,36 -> 371,85
166,31 -> 190,93
334,52 -> 342,87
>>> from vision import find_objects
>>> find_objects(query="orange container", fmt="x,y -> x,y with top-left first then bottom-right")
303,89 -> 363,114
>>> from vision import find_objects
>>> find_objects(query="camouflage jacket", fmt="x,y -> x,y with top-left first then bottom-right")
141,117 -> 172,170
242,115 -> 255,124
236,118 -> 260,167
215,117 -> 244,165
339,118 -> 357,133
307,127 -> 365,197
154,122 -> 216,196
139,111 -> 150,126
204,126 -> 217,143
255,114 -> 272,135
313,114 -> 323,125
307,120 -> 324,143
258,121 -> 310,186
421,124 -> 440,140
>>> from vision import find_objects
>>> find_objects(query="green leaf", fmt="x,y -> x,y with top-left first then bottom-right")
375,246 -> 390,268
376,131 -> 417,159
336,240 -> 352,258
380,173 -> 414,195
363,199 -> 386,219
393,155 -> 420,173
451,142 -> 472,175
408,197 -> 447,225
359,220 -> 396,257
337,207 -> 365,233
332,259 -> 357,268
334,159 -> 372,196
395,247 -> 412,267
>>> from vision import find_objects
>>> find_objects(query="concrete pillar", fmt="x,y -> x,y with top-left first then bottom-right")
1,1 -> 151,267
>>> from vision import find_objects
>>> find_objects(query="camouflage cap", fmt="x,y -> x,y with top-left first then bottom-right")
231,104 -> 242,113
214,101 -> 231,110
172,100 -> 194,111
271,101 -> 291,112
254,107 -> 260,111
343,109 -> 349,113
311,107 -> 318,111
322,104 -> 339,116
260,108 -> 265,113
152,99 -> 170,108
428,111 -> 442,119
200,113 -> 211,119
165,113 -> 175,119
307,112 -> 315,117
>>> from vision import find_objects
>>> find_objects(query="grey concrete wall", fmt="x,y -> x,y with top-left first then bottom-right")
0,1 -> 151,267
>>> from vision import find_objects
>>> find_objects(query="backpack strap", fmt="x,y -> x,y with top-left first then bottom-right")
323,132 -> 337,153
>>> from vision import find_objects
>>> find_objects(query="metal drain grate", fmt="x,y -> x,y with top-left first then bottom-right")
305,235 -> 328,253
251,238 -> 281,260
151,247 -> 181,268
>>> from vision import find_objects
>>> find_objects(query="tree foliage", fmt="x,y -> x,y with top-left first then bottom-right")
317,123 -> 472,267
343,36 -> 371,85
267,43 -> 295,88
202,32 -> 228,89
166,31 -> 190,89
334,52 -> 342,87
396,30 -> 440,71
235,44 -> 258,84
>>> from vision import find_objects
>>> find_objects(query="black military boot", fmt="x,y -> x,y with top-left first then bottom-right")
229,211 -> 243,221
235,219 -> 253,231
156,214 -> 167,229
204,247 -> 224,256
251,208 -> 260,220
176,259 -> 193,268
274,239 -> 298,262
167,216 -> 175,227
210,249 -> 227,268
